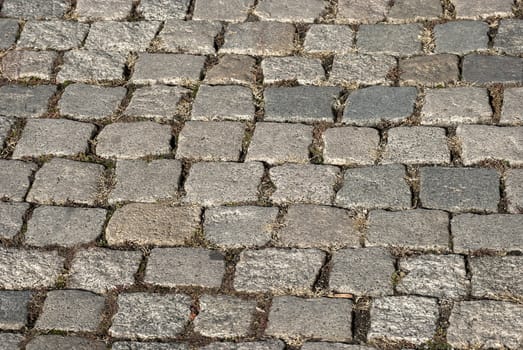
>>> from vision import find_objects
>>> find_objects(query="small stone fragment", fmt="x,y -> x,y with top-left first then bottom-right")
323,127 -> 379,166
191,85 -> 254,121
18,20 -> 89,50
399,54 -> 459,85
330,54 -> 396,85
158,20 -> 221,55
59,83 -> 126,120
303,24 -> 355,54
131,53 -> 205,85
1,50 -> 56,80
221,22 -> 295,56
57,50 -> 127,83
0,160 -> 36,201
0,202 -> 29,240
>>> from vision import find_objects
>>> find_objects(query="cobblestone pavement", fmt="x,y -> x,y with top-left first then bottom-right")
0,0 -> 522,349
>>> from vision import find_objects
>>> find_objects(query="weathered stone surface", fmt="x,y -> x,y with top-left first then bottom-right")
506,169 -> 523,213
453,0 -> 514,19
301,344 -> 376,350
387,0 -> 441,21
343,86 -> 417,125
193,295 -> 256,338
270,164 -> 339,205
303,24 -> 355,54
1,0 -> 68,19
470,256 -> 523,300
130,53 -> 205,85
262,57 -> 325,85
1,50 -> 56,80
234,248 -> 325,294
0,85 -> 55,118
357,24 -> 422,55
0,248 -> 64,289
368,296 -> 439,344
462,54 -> 523,84
0,160 -> 36,201
447,301 -> 523,349
145,248 -> 225,288
193,0 -> 253,21
176,121 -> 244,161
68,248 -> 142,294
337,0 -> 390,23
367,209 -> 449,250
221,22 -> 295,56
184,162 -> 264,206
421,87 -> 492,125
382,126 -> 450,164
0,19 -> 19,49
264,86 -> 340,123
0,202 -> 28,240
434,21 -> 489,54
204,55 -> 256,86
452,214 -> 523,253
201,341 -> 284,350
26,335 -> 106,350
59,83 -> 126,120
96,121 -> 172,159
501,87 -> 523,125
138,0 -> 190,20
0,117 -> 11,147
0,291 -> 31,330
158,20 -> 221,55
112,343 -> 188,350
0,333 -> 23,349
323,127 -> 379,166
457,125 -> 523,166
267,297 -> 352,342
278,205 -> 360,249
125,86 -> 189,121
85,21 -> 159,52
27,158 -> 104,206
18,20 -> 89,50
75,0 -> 132,20
25,206 -> 106,247
109,159 -> 181,204
336,165 -> 411,210
255,0 -> 325,22
106,204 -> 200,246
204,206 -> 278,248
330,54 -> 396,85
330,248 -> 394,296
35,290 -> 104,332
400,54 -> 459,85
57,50 -> 127,83
109,293 -> 191,339
246,122 -> 312,164
397,254 -> 468,299
496,19 -> 523,55
191,85 -> 254,121
420,167 -> 500,212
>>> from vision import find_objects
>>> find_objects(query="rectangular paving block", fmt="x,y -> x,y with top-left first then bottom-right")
75,0 -> 132,20
495,19 -> 523,55
0,202 -> 29,240
26,335 -> 106,350
18,20 -> 89,50
453,0 -> 514,19
125,85 -> 189,121
85,21 -> 160,52
138,0 -> 190,20
0,333 -> 23,349
204,55 -> 256,86
262,56 -> 325,85
131,53 -> 205,85
0,291 -> 31,330
113,342 -> 188,350
462,54 -> 523,84
0,160 -> 36,201
0,19 -> 19,49
1,0 -> 68,19
57,50 -> 127,83
1,50 -> 57,80
191,85 -> 254,121
434,21 -> 489,54
387,0 -> 441,21
357,23 -> 422,56
506,169 -> 523,213
303,24 -> 355,54
0,85 -> 56,118
337,0 -> 390,23
193,0 -> 253,22
501,87 -> 523,125
470,256 -> 522,300
254,0 -> 326,22
330,54 -> 396,85
399,54 -> 459,85
323,127 -> 379,166
221,22 -> 295,56
201,341 -> 284,350
158,20 -> 221,55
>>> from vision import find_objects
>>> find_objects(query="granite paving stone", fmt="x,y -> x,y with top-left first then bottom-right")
201,341 -> 285,350
262,57 -> 325,85
0,160 -> 36,201
434,21 -> 489,54
506,169 -> 523,213
470,256 -> 523,300
203,206 -> 278,248
68,248 -> 142,294
193,295 -> 256,338
75,0 -> 133,20
0,19 -> 19,49
130,53 -> 206,85
387,0 -> 441,21
234,248 -> 326,294
157,20 -> 222,55
447,301 -> 523,349
59,83 -> 126,120
18,20 -> 89,50
112,343 -> 188,350
453,0 -> 514,19
26,335 -> 106,350
27,158 -> 104,206
501,88 -> 523,125
356,24 -> 422,56
335,165 -> 411,210
330,248 -> 395,297
420,167 -> 500,212
303,24 -> 355,54
138,0 -> 190,20
452,214 -> 523,253
109,293 -> 192,339
462,54 -> 523,84
323,127 -> 379,166
125,85 -> 189,120
495,20 -> 523,55
337,0 -> 390,24
254,0 -> 326,23
25,206 -> 106,247
330,54 -> 396,85
0,291 -> 31,330
0,333 -> 23,349
0,202 -> 29,240
193,0 -> 253,22
57,50 -> 127,83
302,345 -> 377,350
106,203 -> 200,246
191,85 -> 254,121
399,54 -> 459,85
1,50 -> 56,81
221,22 -> 295,56
85,21 -> 160,52
1,0 -> 68,19
176,121 -> 245,161
0,85 -> 56,118
145,248 -> 225,288
266,296 -> 352,342
0,117 -> 12,149
204,55 -> 256,86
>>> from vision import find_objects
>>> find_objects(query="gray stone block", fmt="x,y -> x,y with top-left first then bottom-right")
495,19 -> 523,55
501,87 -> 523,125
420,167 -> 500,212
0,117 -> 11,148
57,50 -> 127,83
266,296 -> 352,342
201,341 -> 284,350
158,20 -> 221,55
303,24 -> 355,54
330,248 -> 395,297
470,256 -> 523,300
145,248 -> 225,288
357,24 -> 422,56
234,248 -> 325,293
113,343 -> 188,350
506,169 -> 523,213
0,291 -> 31,330
387,0 -> 441,21
137,0 -> 190,20
0,85 -> 56,118
0,19 -> 19,49
302,344 -> 377,350
462,54 -> 523,84
337,0 -> 390,23
125,85 -> 189,121
109,293 -> 191,339
26,335 -> 105,350
434,21 -> 489,54
75,0 -> 132,20
335,165 -> 411,210
262,57 -> 325,85
191,85 -> 254,121
106,203 -> 200,246
85,21 -> 159,52
0,333 -> 23,349
1,50 -> 56,80
18,20 -> 89,50
0,202 -> 29,240
323,127 -> 379,166
25,206 -> 106,247
221,22 -> 295,56
193,0 -> 253,22
254,0 -> 325,22
330,54 -> 396,85
0,160 -> 36,201
131,53 -> 206,85
453,0 -> 514,19
204,55 -> 256,86
399,54 -> 459,85
1,0 -> 68,19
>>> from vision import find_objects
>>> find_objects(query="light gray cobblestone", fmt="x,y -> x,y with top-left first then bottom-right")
323,127 -> 379,166
112,343 -> 187,350
18,20 -> 89,50
191,85 -> 254,121
262,57 -> 325,85
125,85 -> 189,121
0,290 -> 31,330
303,24 -> 355,54
453,0 -> 514,19
0,202 -> 29,240
387,0 -> 441,21
158,20 -> 221,55
138,0 -> 190,20
506,169 -> 523,213
254,0 -> 325,23
1,50 -> 56,80
470,256 -> 523,300
0,85 -> 56,118
59,83 -> 126,120
330,54 -> 396,85
201,341 -> 284,350
221,22 -> 295,56
193,0 -> 253,22
434,21 -> 489,54
0,19 -> 19,49
75,0 -> 132,20
357,24 -> 422,56
85,21 -> 160,52
57,50 -> 127,83
0,333 -> 23,349
1,0 -> 68,19
131,53 -> 205,85
0,160 -> 36,201
26,335 -> 106,350
337,0 -> 389,24
501,88 -> 523,125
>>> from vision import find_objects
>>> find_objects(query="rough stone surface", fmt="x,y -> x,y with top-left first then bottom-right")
330,54 -> 396,85
303,25 -> 355,54
447,301 -> 523,349
357,24 -> 422,56
193,295 -> 256,338
387,0 -> 441,21
0,117 -> 11,147
262,57 -> 325,85
270,164 -> 339,205
0,333 -> 23,349
131,53 -> 205,85
25,206 -> 106,247
145,248 -> 225,289
204,206 -> 278,248
367,209 -> 449,250
191,85 -> 254,121
0,160 -> 36,201
57,50 -> 127,83
368,296 -> 439,345
176,121 -> 244,161
0,19 -> 19,49
452,214 -> 523,253
397,254 -> 468,299
184,162 -> 264,206
501,87 -> 523,125
1,0 -> 68,19
68,248 -> 142,294
301,344 -> 376,350
278,205 -> 360,249
337,0 -> 390,23
138,0 -> 190,20
336,165 -> 411,210
495,20 -> 523,56
0,202 -> 29,240
59,83 -> 126,120
434,21 -> 489,54
201,342 -> 284,350
221,22 -> 295,56
204,55 -> 256,86
109,293 -> 191,339
75,0 -> 133,20
506,169 -> 523,213
421,87 -> 492,125
1,50 -> 56,80
234,248 -> 326,294
399,54 -> 459,85
343,86 -> 417,125
255,0 -> 325,23
462,54 -> 523,84
26,335 -> 106,350
106,203 -> 200,246
323,127 -> 379,166
266,297 -> 352,342
0,85 -> 56,118
158,20 -> 221,55
470,256 -> 523,300
330,248 -> 395,296
0,291 -> 31,330
125,85 -> 189,121
112,343 -> 188,350
193,0 -> 253,22
27,158 -> 104,206
96,121 -> 172,159
453,0 -> 514,19
18,20 -> 89,50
